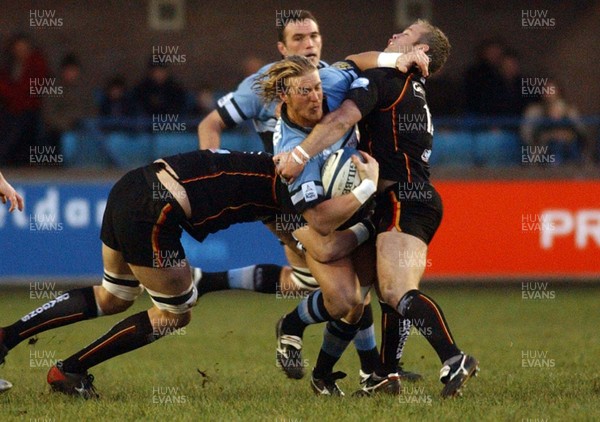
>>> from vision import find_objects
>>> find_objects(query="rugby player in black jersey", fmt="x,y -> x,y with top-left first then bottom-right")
274,20 -> 479,398
0,148 -> 378,398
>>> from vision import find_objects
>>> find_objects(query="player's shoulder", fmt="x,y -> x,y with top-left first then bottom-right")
352,68 -> 411,89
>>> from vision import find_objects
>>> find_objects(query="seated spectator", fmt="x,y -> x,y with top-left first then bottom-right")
0,33 -> 48,165
43,54 -> 95,152
132,60 -> 186,117
99,76 -> 133,118
520,79 -> 589,164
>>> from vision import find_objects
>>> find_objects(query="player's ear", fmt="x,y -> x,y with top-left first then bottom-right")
277,41 -> 287,57
414,43 -> 430,53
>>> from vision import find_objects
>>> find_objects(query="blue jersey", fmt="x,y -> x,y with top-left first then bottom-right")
216,60 -> 328,153
273,60 -> 361,213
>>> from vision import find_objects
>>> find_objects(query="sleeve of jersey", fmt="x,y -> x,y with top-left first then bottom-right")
216,74 -> 262,128
287,159 -> 326,214
345,70 -> 383,117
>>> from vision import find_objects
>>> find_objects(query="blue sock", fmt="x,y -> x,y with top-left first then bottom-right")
281,290 -> 333,337
352,304 -> 379,374
314,320 -> 360,378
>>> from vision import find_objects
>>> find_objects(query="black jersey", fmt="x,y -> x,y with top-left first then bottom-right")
161,149 -> 283,241
347,69 -> 433,183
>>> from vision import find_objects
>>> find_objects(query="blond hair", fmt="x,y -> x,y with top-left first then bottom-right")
255,55 -> 316,103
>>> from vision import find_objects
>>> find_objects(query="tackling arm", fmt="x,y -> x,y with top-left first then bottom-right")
274,99 -> 363,182
300,152 -> 377,236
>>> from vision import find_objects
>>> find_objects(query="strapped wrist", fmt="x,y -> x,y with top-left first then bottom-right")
352,179 -> 376,204
377,52 -> 403,68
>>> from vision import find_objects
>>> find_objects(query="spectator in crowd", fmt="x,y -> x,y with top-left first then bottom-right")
464,38 -> 505,116
520,79 -> 590,164
43,54 -> 95,151
99,76 -> 133,118
497,49 -> 530,117
0,34 -> 48,165
132,59 -> 186,117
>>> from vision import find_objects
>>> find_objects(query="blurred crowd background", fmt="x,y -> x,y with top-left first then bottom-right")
1,0 -> 599,169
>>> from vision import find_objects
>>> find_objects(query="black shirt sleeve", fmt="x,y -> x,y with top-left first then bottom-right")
346,68 -> 405,117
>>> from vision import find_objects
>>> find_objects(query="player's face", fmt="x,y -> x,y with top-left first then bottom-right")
283,70 -> 323,128
385,23 -> 428,54
278,19 -> 322,66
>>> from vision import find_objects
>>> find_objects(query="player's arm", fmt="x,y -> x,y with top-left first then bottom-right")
347,49 -> 429,75
301,152 -> 377,236
198,110 -> 227,149
275,99 -> 362,182
293,225 -> 369,263
197,71 -> 264,150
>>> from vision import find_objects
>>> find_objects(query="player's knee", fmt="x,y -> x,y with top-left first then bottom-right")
325,289 -> 361,320
378,284 -> 403,309
97,271 -> 144,315
95,286 -> 135,315
146,282 -> 198,317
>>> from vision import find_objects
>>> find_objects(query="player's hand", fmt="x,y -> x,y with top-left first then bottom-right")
396,45 -> 430,77
273,152 -> 305,184
352,151 -> 379,185
0,177 -> 24,213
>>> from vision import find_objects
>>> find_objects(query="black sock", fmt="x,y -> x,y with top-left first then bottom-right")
397,290 -> 461,363
2,286 -> 98,350
281,290 -> 333,337
314,319 -> 359,379
353,304 -> 380,374
61,311 -> 157,373
252,264 -> 282,293
195,270 -> 229,295
379,301 -> 401,375
196,264 -> 283,295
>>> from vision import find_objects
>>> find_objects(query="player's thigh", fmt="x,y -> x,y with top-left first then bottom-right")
352,240 -> 377,288
376,231 -> 427,304
305,254 -> 360,310
102,242 -> 134,275
128,262 -> 192,296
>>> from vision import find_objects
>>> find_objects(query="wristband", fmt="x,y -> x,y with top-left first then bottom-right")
291,151 -> 304,165
348,222 -> 370,246
295,145 -> 310,161
352,179 -> 376,204
377,52 -> 402,68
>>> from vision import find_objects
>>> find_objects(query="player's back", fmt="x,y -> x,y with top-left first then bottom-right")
161,149 -> 281,240
353,68 -> 433,183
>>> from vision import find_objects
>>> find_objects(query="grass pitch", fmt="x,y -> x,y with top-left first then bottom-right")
1,284 -> 599,421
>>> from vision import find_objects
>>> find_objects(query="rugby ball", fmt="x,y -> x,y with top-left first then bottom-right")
321,147 -> 363,198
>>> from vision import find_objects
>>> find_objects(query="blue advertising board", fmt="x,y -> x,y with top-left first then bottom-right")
0,181 -> 286,280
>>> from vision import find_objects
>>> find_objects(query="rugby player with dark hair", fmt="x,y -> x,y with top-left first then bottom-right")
274,20 -> 479,398
0,147 -> 378,398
